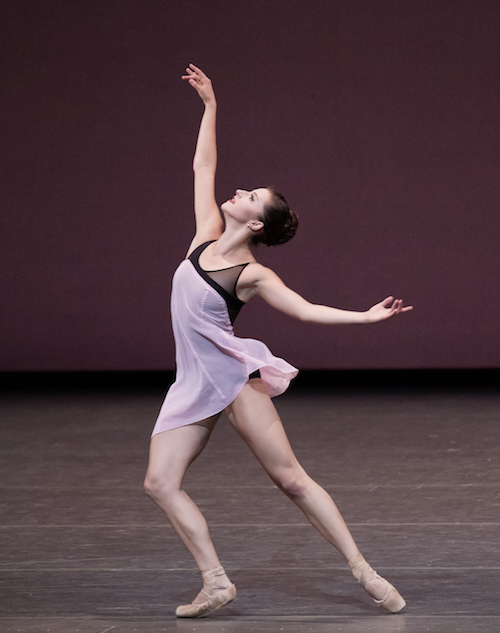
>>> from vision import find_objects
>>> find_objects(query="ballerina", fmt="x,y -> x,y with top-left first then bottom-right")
144,63 -> 412,618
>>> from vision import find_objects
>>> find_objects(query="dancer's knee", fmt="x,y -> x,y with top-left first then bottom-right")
274,469 -> 310,500
143,472 -> 160,499
144,471 -> 179,504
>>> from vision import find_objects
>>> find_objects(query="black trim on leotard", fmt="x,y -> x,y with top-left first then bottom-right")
188,241 -> 249,324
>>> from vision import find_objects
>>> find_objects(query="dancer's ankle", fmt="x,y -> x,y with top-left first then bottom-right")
176,565 -> 237,617
201,565 -> 232,589
347,552 -> 364,570
348,554 -> 389,601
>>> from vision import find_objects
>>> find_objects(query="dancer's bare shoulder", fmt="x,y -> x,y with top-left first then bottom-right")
237,263 -> 308,319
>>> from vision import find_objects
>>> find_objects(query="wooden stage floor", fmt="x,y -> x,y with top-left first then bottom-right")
1,372 -> 499,632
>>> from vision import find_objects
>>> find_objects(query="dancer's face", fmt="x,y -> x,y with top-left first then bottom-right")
221,188 -> 272,222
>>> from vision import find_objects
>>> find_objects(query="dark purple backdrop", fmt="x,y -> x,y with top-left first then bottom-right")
2,0 -> 499,371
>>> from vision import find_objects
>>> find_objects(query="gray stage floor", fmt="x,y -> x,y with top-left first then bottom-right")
1,376 -> 499,632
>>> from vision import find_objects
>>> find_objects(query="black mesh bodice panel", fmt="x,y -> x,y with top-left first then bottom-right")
189,241 -> 250,324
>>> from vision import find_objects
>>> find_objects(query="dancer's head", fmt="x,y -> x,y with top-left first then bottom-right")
221,187 -> 298,246
251,187 -> 298,247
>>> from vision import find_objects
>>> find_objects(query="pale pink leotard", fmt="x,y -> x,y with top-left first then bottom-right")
152,241 -> 298,435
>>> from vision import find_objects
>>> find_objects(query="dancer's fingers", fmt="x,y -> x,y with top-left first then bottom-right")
188,63 -> 205,76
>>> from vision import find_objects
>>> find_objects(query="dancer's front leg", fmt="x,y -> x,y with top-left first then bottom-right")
144,419 -> 236,617
145,420 -> 221,569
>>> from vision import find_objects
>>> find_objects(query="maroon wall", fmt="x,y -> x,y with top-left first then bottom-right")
2,0 -> 499,371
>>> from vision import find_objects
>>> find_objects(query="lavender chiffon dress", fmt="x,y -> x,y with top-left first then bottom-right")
152,241 -> 298,435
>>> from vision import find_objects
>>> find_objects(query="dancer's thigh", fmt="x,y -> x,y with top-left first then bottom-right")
147,414 -> 220,486
226,380 -> 303,480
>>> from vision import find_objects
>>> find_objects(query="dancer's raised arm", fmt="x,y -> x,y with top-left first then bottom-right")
182,64 -> 223,254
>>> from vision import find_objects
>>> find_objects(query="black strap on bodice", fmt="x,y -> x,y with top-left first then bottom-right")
188,241 -> 250,324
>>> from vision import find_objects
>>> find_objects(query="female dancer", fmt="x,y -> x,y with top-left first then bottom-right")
144,64 -> 412,619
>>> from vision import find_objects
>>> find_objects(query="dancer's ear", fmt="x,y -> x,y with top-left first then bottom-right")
246,220 -> 264,232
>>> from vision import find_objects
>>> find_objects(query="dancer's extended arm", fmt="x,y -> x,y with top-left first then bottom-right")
240,265 -> 412,324
182,64 -> 223,254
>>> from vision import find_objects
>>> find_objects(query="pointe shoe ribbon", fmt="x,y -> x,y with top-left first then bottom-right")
176,566 -> 237,618
348,554 -> 406,614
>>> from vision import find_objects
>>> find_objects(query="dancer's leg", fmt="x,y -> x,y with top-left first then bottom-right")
226,379 -> 405,612
226,380 -> 359,561
144,417 -> 221,570
144,416 -> 237,618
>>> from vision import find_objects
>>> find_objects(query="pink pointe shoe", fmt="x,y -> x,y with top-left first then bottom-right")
175,566 -> 237,618
348,554 -> 406,614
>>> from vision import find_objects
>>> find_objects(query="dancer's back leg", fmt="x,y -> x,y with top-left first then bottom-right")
226,379 -> 360,561
226,379 -> 406,613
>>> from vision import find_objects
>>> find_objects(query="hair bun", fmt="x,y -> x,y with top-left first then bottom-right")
252,188 -> 299,247
274,209 -> 298,245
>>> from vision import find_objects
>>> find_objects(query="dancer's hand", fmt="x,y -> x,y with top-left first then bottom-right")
182,64 -> 216,105
365,297 -> 413,323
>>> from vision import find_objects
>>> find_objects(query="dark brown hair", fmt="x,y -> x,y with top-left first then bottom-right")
252,187 -> 298,246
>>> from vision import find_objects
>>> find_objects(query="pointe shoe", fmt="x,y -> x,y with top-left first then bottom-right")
348,554 -> 406,614
175,566 -> 237,618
